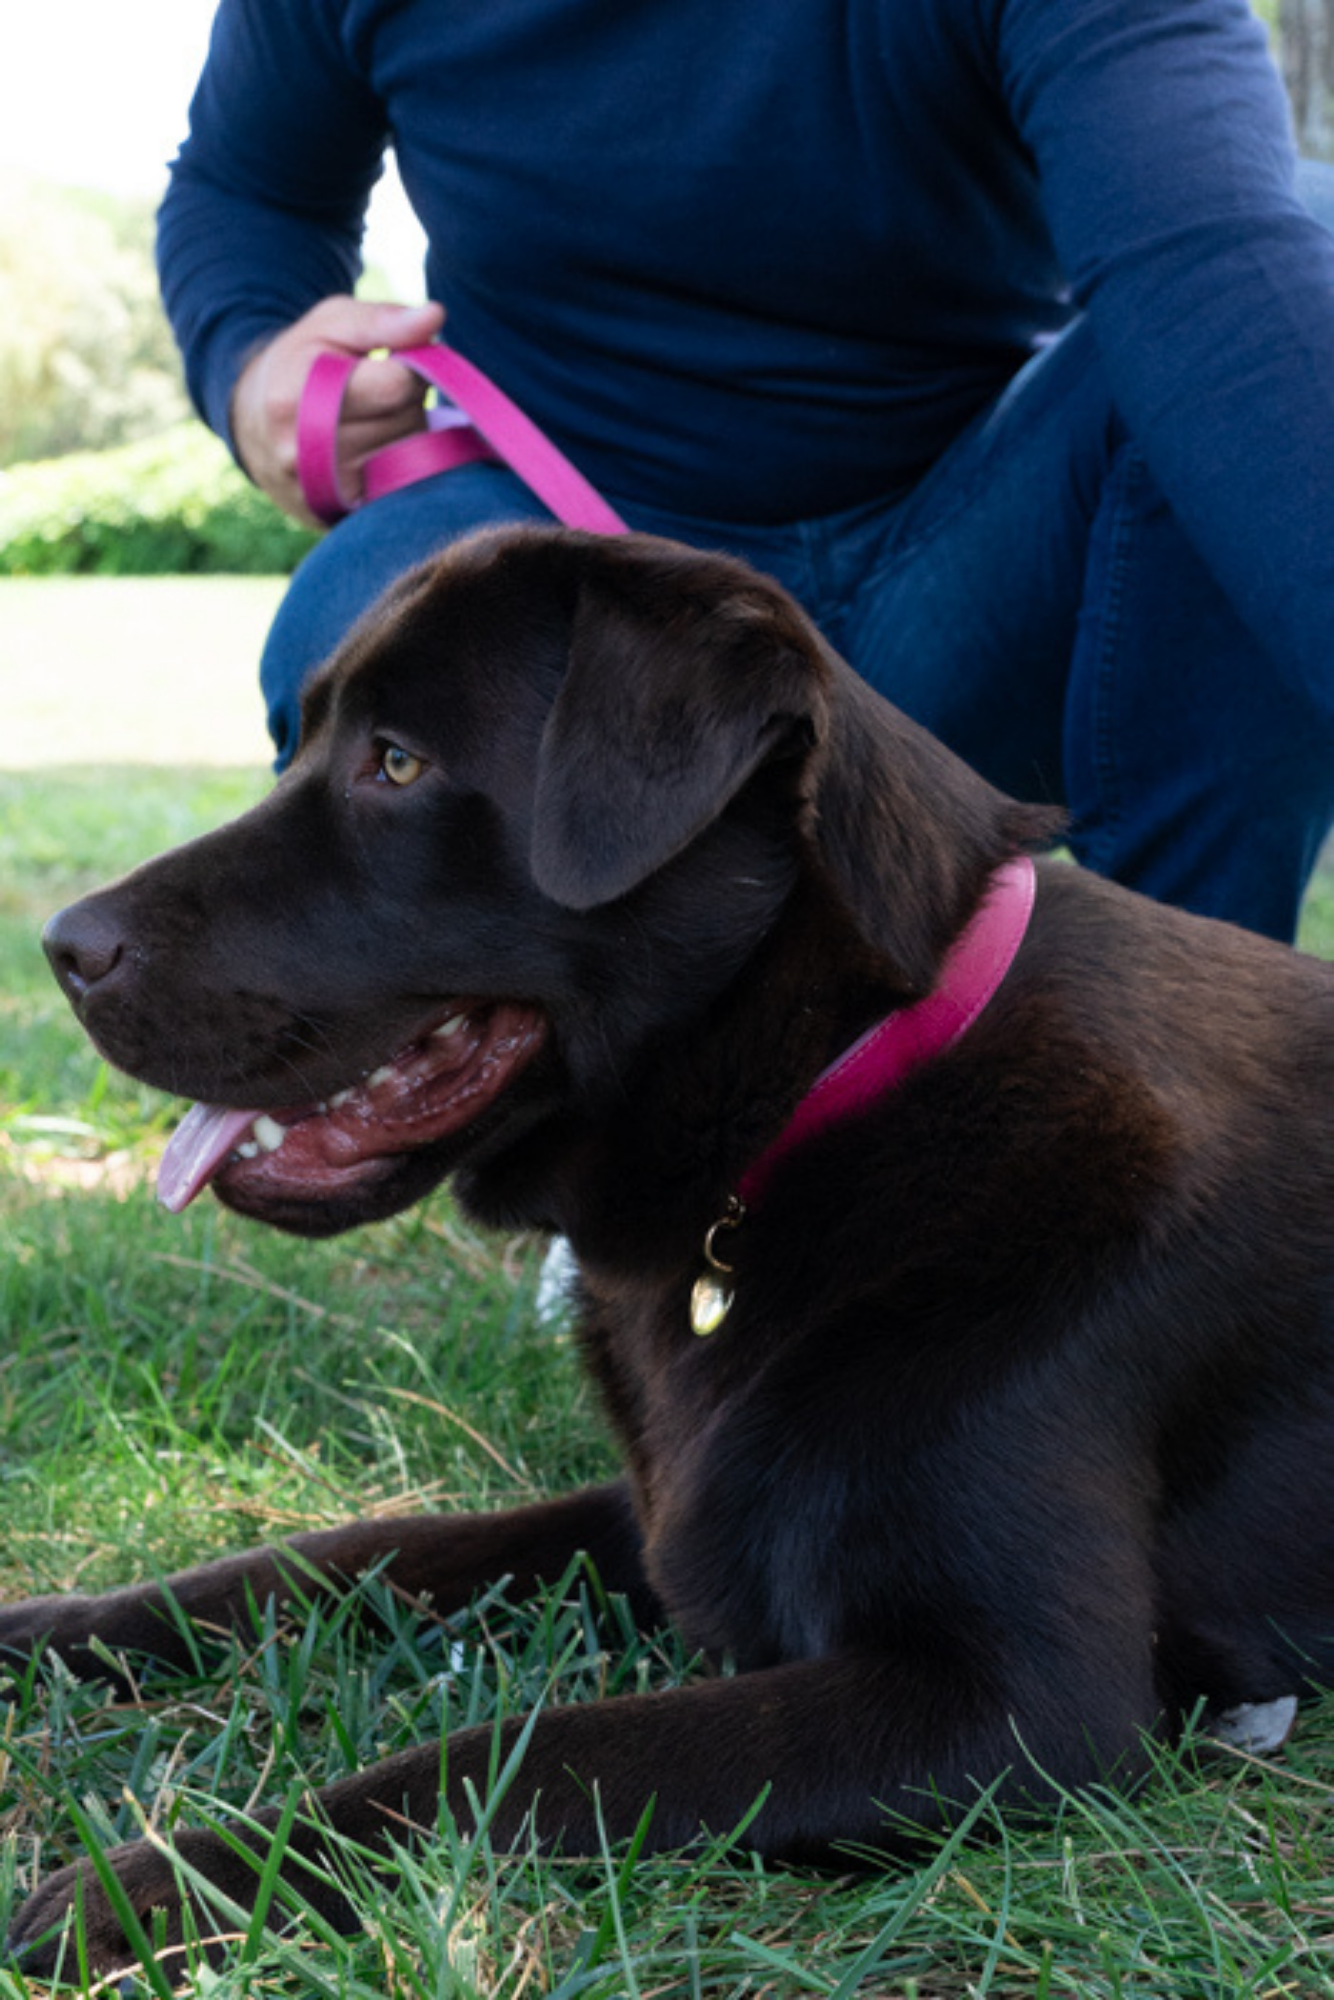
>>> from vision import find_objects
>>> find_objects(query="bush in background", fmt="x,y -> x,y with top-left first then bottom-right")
0,424 -> 317,576
0,177 -> 191,466
0,175 -> 317,575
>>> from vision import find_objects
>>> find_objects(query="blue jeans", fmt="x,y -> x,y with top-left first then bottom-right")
261,175 -> 1334,943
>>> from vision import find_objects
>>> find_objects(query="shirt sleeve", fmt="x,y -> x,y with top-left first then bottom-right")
156,0 -> 389,452
989,0 -> 1334,716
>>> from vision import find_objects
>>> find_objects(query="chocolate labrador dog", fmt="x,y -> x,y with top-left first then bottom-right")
8,527 -> 1334,1973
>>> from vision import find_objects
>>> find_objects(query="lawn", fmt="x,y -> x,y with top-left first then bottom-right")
2,578 -> 1334,1996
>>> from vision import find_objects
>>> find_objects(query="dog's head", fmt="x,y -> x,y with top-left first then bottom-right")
44,529 -> 1055,1238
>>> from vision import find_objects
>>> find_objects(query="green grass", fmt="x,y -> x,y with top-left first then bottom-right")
3,644 -> 1334,1993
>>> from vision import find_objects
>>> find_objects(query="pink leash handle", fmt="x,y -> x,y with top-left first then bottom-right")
296,344 -> 628,535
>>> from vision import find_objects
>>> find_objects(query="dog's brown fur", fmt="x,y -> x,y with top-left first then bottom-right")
9,528 -> 1334,1973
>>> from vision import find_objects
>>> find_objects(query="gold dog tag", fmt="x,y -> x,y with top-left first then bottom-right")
689,1197 -> 745,1336
690,1270 -> 734,1336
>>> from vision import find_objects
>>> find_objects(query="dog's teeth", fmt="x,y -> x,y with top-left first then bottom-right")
330,1088 -> 353,1109
367,1065 -> 396,1089
252,1115 -> 287,1153
235,1140 -> 260,1160
433,1014 -> 469,1039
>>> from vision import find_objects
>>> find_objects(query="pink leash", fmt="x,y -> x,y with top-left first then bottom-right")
296,344 -> 628,535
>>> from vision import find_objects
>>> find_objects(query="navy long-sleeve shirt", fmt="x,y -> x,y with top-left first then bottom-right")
158,0 -> 1334,711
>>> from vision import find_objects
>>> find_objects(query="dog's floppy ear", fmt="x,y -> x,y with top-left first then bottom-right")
806,659 -> 1063,994
530,547 -> 824,909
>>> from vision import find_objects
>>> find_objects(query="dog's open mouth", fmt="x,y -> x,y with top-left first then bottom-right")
157,1001 -> 547,1213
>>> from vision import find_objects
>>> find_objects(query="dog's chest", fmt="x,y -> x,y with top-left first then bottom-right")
576,1281 -> 858,1662
575,1279 -> 723,1491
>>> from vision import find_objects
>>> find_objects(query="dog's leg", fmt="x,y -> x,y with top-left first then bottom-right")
9,1649 -> 1149,1977
0,1481 -> 655,1680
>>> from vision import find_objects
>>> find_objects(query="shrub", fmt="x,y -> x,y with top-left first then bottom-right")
0,426 -> 318,576
0,176 -> 190,466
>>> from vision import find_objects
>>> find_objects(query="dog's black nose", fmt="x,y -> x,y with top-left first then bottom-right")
43,901 -> 126,1002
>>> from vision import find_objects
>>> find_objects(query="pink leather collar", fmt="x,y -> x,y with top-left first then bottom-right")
738,854 -> 1036,1207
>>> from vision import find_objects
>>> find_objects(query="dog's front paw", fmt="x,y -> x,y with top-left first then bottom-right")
0,1579 -> 211,1688
0,1593 -> 91,1667
8,1841 -> 203,1984
8,1812 -> 357,1982
0,1590 -> 141,1689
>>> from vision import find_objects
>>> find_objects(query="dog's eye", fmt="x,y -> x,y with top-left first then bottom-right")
379,743 -> 425,788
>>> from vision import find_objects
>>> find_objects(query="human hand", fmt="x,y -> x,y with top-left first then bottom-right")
230,295 -> 446,525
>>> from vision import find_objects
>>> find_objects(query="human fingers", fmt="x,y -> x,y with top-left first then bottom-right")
231,297 -> 445,523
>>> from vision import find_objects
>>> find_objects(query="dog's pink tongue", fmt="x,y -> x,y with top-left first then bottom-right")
158,1103 -> 259,1213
